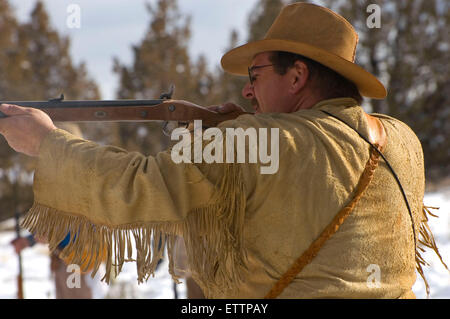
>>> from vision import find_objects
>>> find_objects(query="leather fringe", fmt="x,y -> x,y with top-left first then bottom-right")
415,205 -> 449,297
21,203 -> 180,283
184,163 -> 248,295
21,163 -> 247,293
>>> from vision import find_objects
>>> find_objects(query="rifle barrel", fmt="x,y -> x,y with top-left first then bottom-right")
1,98 -> 165,109
0,99 -> 250,125
0,99 -> 165,118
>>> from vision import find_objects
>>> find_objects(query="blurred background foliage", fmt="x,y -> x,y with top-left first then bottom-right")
0,0 -> 448,221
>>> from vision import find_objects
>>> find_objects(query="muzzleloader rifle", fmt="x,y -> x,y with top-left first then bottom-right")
0,86 -> 249,129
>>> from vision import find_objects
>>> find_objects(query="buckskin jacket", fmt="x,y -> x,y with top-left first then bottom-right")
22,98 -> 443,298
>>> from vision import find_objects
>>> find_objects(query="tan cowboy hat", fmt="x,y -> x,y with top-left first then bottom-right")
221,2 -> 387,99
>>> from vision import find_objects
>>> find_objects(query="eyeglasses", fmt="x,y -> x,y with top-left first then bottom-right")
247,64 -> 274,85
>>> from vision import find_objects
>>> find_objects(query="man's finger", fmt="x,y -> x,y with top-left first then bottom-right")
0,113 -> 12,133
0,104 -> 30,116
207,105 -> 220,112
217,102 -> 245,114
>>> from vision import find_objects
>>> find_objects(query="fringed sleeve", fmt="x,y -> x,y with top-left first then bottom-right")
415,205 -> 449,297
22,128 -> 248,292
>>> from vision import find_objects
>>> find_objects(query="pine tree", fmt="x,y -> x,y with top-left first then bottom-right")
214,30 -> 248,109
0,1 -> 101,222
17,1 -> 99,100
0,0 -> 34,221
247,0 -> 286,42
0,0 -> 27,100
114,0 -> 219,154
216,0 -> 286,110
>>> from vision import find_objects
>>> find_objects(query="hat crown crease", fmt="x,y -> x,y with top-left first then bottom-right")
264,4 -> 357,62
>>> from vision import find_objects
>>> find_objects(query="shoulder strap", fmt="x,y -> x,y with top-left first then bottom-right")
264,111 -> 415,298
321,110 -> 416,249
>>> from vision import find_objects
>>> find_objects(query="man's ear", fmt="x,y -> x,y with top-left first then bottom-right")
289,60 -> 309,94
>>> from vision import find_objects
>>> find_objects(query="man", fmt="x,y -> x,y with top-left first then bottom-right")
0,3 -> 444,298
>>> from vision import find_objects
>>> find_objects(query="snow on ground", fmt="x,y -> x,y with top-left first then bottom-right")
0,190 -> 449,299
0,223 -> 186,299
412,189 -> 450,298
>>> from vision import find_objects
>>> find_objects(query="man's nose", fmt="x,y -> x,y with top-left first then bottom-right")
241,82 -> 254,100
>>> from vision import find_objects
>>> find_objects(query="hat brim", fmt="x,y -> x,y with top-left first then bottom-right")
221,39 -> 387,99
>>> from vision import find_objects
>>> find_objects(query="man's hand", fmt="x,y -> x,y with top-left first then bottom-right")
0,104 -> 57,157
